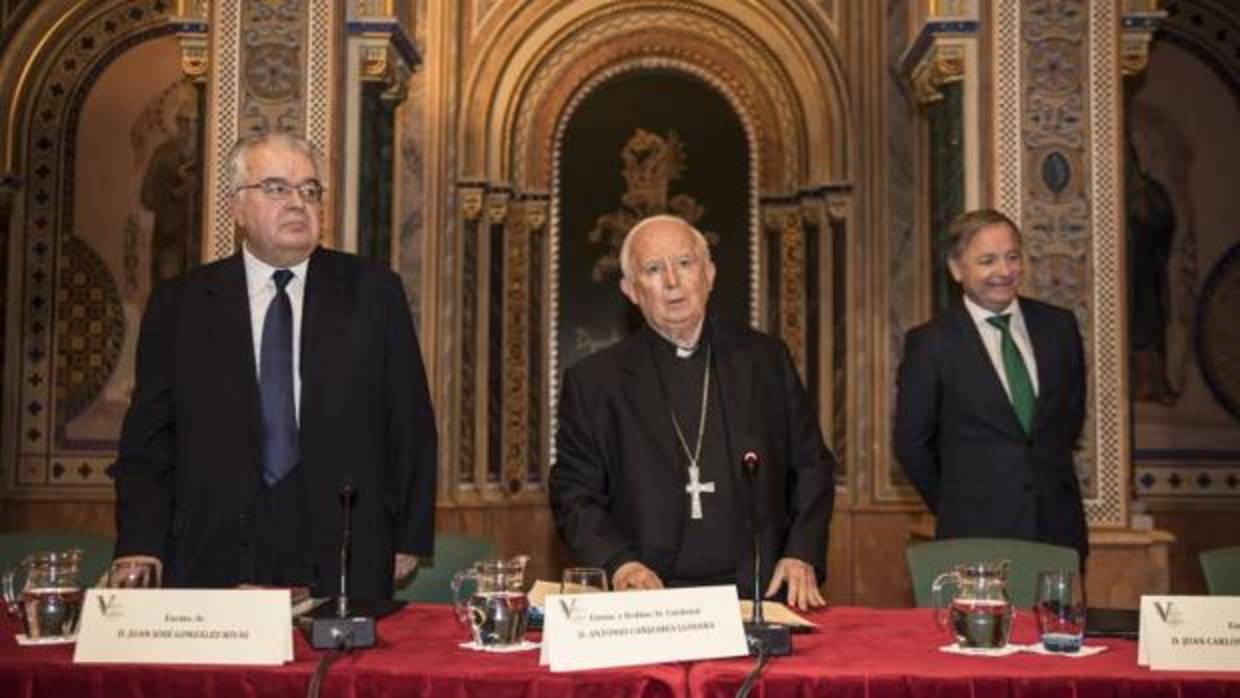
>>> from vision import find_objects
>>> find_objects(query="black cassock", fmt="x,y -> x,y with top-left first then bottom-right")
550,318 -> 836,595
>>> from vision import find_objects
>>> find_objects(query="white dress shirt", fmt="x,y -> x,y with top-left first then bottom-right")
243,245 -> 309,422
962,295 -> 1040,399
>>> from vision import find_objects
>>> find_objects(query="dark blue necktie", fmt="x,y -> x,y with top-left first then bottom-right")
260,269 -> 298,485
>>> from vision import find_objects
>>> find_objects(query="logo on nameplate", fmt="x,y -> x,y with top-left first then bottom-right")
1152,600 -> 1185,626
557,597 -> 587,623
96,594 -> 123,618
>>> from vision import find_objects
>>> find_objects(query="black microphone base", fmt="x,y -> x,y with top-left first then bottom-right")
744,621 -> 792,656
307,615 -> 376,650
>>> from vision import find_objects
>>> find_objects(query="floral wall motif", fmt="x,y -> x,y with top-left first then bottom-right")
1018,0 -> 1104,516
236,0 -> 305,135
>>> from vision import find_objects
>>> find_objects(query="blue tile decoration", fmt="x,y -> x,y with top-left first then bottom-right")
1041,151 -> 1071,195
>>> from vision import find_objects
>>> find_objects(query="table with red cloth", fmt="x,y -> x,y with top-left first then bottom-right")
691,607 -> 1240,698
2,604 -> 1237,698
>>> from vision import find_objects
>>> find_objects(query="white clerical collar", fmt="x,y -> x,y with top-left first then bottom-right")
651,323 -> 705,360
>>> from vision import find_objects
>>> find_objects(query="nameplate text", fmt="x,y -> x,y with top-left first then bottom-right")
74,589 -> 293,665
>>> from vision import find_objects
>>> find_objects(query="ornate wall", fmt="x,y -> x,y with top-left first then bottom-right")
2,0 -> 1235,602
1126,1 -> 1240,505
436,2 -> 853,507
0,1 -> 205,499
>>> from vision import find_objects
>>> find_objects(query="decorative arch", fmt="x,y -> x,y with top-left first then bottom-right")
446,2 -> 853,500
1,0 -> 192,497
459,0 -> 849,193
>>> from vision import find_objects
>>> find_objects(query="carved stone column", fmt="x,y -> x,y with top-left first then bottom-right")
1120,1 -> 1164,78
989,0 -> 1135,529
500,197 -> 548,496
762,202 -> 807,381
341,3 -> 420,259
903,4 -> 982,212
454,183 -> 487,496
481,187 -> 512,496
173,2 -> 209,83
902,4 -> 985,330
203,1 -> 340,260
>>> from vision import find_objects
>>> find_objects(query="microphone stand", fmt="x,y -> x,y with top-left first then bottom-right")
741,452 -> 792,657
307,483 -> 376,650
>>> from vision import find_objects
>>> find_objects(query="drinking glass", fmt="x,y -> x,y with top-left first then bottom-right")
560,567 -> 608,594
107,559 -> 162,589
1035,570 -> 1085,652
451,557 -> 530,648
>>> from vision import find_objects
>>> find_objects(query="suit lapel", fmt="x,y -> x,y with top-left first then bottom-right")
205,254 -> 261,455
949,303 -> 1027,439
299,248 -> 351,437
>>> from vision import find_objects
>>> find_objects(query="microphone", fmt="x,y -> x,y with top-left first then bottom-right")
307,481 -> 376,650
337,483 -> 355,618
741,451 -> 792,657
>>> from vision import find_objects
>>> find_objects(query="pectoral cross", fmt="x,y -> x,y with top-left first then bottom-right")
685,464 -> 715,520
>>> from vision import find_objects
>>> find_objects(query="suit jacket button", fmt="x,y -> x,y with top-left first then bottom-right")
1023,483 -> 1034,492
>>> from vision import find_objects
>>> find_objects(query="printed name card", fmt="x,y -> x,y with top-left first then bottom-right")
74,589 -> 293,665
1138,595 -> 1240,672
540,585 -> 748,672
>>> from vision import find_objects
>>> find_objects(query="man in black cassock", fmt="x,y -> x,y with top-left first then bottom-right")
550,215 -> 835,610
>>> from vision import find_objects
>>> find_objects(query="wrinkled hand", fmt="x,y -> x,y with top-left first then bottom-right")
611,561 -> 664,591
765,557 -> 825,611
393,553 -> 419,586
104,555 -> 164,588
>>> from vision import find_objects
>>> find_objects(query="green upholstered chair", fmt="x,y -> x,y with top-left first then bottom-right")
906,537 -> 1080,609
1199,545 -> 1240,596
0,530 -> 115,588
394,533 -> 497,603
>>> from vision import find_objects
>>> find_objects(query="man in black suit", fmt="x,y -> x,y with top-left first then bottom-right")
894,208 -> 1088,559
108,132 -> 437,597
550,215 -> 835,610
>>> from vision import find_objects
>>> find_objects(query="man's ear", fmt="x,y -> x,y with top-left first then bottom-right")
947,257 -> 963,283
230,194 -> 243,228
620,276 -> 638,305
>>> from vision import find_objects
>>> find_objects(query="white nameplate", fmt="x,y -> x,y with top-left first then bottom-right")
74,589 -> 293,665
540,585 -> 747,672
1138,595 -> 1240,672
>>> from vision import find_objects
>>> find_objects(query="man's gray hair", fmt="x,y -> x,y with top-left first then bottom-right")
228,131 -> 322,191
618,215 -> 712,279
945,208 -> 1022,262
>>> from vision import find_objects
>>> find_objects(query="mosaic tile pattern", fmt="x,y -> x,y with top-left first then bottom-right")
11,1 -> 175,494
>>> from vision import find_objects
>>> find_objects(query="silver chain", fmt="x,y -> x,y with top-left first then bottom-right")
669,345 -> 711,473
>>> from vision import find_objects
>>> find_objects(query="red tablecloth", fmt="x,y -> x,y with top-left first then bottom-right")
693,607 -> 1240,698
2,604 -> 1237,698
0,603 -> 685,697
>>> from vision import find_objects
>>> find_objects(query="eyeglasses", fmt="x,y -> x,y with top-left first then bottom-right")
236,178 -> 325,204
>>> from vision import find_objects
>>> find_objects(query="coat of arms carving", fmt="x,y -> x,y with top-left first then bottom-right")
586,129 -> 716,282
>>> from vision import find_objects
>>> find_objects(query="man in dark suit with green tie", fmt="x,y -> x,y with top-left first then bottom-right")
894,209 -> 1088,560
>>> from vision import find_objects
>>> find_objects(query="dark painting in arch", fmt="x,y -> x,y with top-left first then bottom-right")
556,69 -> 751,378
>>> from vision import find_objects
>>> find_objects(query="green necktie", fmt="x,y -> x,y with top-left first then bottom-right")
986,314 -> 1036,435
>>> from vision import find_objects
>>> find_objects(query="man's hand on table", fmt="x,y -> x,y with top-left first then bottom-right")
766,557 -> 825,611
611,561 -> 664,591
